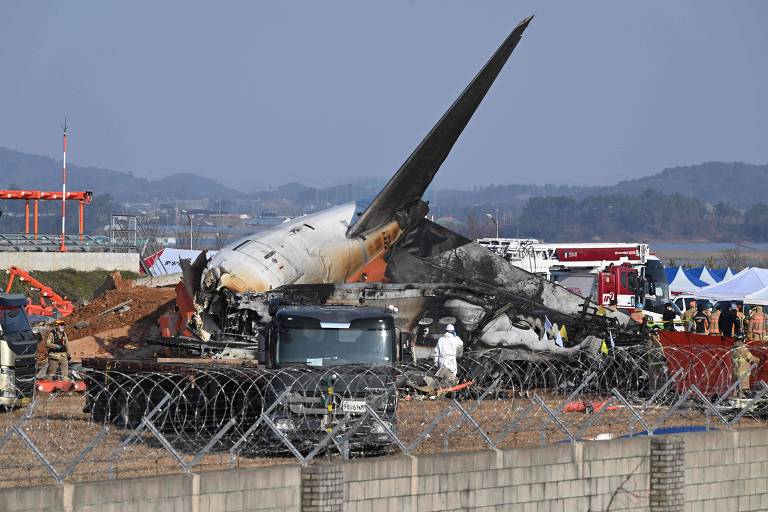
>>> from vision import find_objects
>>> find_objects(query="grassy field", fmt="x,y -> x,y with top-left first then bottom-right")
2,268 -> 140,304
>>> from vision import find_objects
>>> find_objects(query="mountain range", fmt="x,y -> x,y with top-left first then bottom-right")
1,146 -> 765,207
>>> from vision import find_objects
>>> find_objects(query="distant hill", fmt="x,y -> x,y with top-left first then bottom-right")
434,162 -> 768,207
608,162 -> 768,206
0,147 -> 242,201
2,146 -> 765,208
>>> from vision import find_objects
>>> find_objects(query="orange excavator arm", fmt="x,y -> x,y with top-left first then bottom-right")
5,266 -> 74,318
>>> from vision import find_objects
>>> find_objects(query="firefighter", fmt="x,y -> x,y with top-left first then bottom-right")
662,303 -> 677,331
708,305 -> 721,336
692,307 -> 709,334
607,300 -> 619,313
432,324 -> 463,388
682,300 -> 697,332
44,320 -> 70,379
737,304 -> 747,336
747,305 -> 765,342
733,335 -> 759,398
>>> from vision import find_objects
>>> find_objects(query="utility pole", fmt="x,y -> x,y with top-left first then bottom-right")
59,119 -> 68,252
181,209 -> 193,250
485,212 -> 499,239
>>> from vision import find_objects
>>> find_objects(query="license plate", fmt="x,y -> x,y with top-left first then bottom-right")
341,400 -> 366,413
19,397 -> 30,405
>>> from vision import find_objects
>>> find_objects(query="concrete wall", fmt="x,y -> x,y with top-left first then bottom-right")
0,251 -> 139,272
685,428 -> 768,511
0,465 -> 301,512
342,439 -> 650,511
4,428 -> 768,511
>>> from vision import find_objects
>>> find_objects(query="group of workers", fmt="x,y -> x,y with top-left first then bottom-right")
675,300 -> 767,340
658,299 -> 763,398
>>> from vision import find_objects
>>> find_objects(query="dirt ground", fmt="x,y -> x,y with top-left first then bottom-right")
63,286 -> 176,340
37,285 -> 176,363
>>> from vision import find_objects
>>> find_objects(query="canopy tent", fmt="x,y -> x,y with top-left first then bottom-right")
708,268 -> 728,282
668,267 -> 708,294
688,266 -> 719,285
725,267 -> 738,280
695,267 -> 768,301
664,267 -> 678,284
744,285 -> 768,306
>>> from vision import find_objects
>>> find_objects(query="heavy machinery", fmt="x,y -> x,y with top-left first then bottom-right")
4,266 -> 74,319
0,294 -> 38,407
87,303 -> 403,452
262,304 -> 399,450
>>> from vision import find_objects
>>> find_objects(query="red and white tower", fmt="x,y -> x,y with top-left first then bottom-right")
59,119 -> 68,252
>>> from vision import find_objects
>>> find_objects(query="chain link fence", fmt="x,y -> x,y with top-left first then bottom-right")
1,344 -> 767,487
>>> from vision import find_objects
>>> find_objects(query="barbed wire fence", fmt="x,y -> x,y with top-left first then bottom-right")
1,345 -> 768,488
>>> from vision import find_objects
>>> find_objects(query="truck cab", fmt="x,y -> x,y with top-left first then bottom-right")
264,305 -> 400,451
597,263 -> 644,310
0,294 -> 38,408
268,305 -> 398,368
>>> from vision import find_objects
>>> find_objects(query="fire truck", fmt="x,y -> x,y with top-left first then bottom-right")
476,239 -> 670,312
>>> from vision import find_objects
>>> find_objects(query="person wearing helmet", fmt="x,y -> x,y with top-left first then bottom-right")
682,300 -> 697,332
693,306 -> 710,334
432,324 -> 464,388
733,334 -> 759,398
44,320 -> 70,379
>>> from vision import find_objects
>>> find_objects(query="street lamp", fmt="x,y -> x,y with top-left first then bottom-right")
181,209 -> 193,250
485,213 -> 499,239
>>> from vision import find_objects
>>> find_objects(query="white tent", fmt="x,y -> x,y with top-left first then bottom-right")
695,267 -> 768,301
668,267 -> 708,294
724,267 -> 738,280
698,267 -> 719,286
744,286 -> 768,306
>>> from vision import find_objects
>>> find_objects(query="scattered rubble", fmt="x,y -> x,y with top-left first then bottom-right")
43,285 -> 178,361
91,271 -> 133,299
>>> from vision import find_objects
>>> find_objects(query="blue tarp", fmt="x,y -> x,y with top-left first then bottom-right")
666,266 -> 708,293
682,268 -> 709,288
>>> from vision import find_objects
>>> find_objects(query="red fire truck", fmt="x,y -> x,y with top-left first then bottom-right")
476,239 -> 669,312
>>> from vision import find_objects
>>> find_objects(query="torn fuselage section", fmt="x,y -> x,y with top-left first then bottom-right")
176,280 -> 642,368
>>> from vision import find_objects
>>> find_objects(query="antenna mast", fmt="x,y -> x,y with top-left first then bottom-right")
59,118 -> 68,252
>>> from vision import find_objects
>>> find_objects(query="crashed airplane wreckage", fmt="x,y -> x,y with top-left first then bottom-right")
156,15 -> 647,364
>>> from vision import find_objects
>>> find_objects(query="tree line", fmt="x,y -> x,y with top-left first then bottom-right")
447,189 -> 768,243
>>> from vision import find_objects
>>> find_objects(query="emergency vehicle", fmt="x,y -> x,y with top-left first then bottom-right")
476,239 -> 670,312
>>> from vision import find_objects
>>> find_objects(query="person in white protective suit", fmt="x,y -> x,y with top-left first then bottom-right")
432,324 -> 464,387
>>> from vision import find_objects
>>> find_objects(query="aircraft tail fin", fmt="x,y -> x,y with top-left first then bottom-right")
347,15 -> 533,237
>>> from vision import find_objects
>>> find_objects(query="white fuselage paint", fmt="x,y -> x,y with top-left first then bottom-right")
207,203 -> 402,293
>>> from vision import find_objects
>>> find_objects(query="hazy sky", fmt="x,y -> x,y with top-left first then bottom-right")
1,1 -> 766,190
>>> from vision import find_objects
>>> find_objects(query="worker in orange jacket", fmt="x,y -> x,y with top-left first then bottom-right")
629,304 -> 646,325
708,305 -> 721,336
748,305 -> 766,341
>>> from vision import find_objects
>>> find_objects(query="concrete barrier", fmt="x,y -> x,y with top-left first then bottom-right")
0,251 -> 140,272
2,427 -> 768,511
